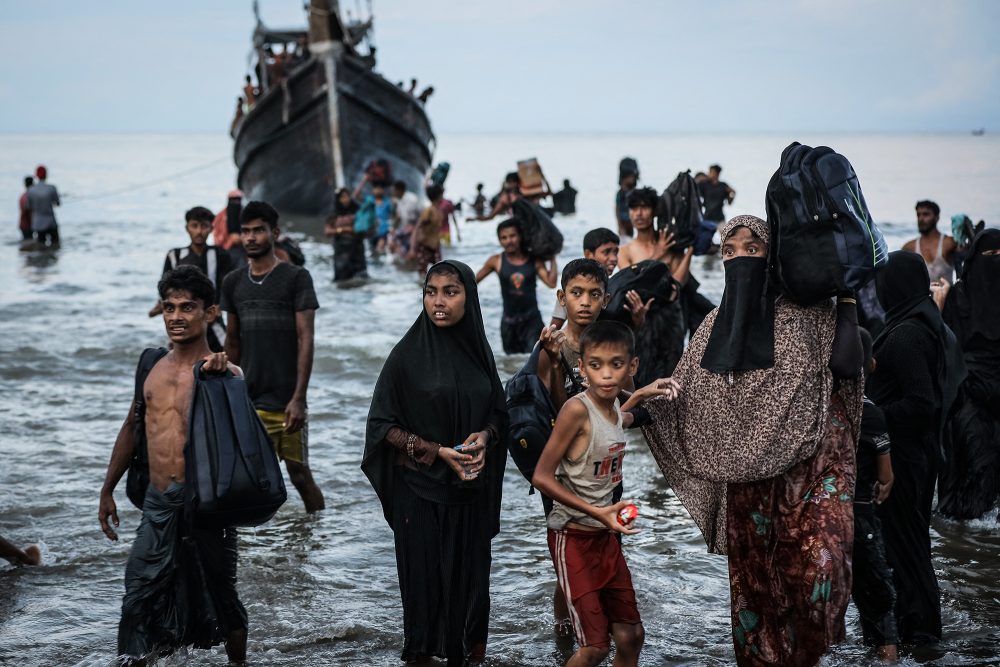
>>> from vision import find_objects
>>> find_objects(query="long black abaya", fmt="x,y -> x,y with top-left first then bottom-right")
939,229 -> 1000,520
363,260 -> 508,665
869,251 -> 964,644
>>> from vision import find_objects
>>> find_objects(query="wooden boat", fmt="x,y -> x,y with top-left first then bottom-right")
232,0 -> 435,224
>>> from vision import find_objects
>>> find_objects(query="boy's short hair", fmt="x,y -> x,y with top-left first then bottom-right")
240,200 -> 279,229
425,183 -> 443,200
561,258 -> 608,291
185,206 -> 214,224
579,321 -> 635,359
626,187 -> 658,209
158,265 -> 216,307
915,199 -> 940,216
497,218 -> 522,236
582,228 -> 620,253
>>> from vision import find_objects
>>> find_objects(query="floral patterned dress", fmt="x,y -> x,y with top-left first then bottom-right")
726,394 -> 856,666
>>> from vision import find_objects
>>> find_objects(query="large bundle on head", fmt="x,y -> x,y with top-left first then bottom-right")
766,142 -> 889,306
656,170 -> 706,253
512,198 -> 563,259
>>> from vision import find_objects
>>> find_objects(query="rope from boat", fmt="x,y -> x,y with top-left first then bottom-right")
61,155 -> 230,203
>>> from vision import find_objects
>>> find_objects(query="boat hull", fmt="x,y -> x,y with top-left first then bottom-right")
233,51 -> 434,228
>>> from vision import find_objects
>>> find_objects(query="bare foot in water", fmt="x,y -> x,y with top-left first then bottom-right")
878,644 -> 899,662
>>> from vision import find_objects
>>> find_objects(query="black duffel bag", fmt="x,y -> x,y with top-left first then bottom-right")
657,170 -> 704,251
185,361 -> 287,528
766,142 -> 889,306
603,260 -> 677,326
512,198 -> 564,258
504,342 -> 558,489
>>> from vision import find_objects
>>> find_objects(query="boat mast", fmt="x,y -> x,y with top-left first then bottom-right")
309,0 -> 347,190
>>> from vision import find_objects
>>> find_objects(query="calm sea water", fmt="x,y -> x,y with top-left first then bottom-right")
1,133 -> 998,666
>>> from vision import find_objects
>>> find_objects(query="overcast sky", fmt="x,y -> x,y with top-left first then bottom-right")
1,0 -> 997,134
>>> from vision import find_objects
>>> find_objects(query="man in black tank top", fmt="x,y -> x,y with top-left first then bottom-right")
475,218 -> 558,353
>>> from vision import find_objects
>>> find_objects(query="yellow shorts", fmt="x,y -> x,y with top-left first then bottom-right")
256,409 -> 308,464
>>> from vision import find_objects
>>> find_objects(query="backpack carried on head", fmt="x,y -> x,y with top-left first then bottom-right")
429,162 -> 450,188
657,170 -> 706,253
184,361 -> 287,528
126,347 -> 170,509
603,260 -> 677,326
619,157 -> 639,181
366,158 -> 392,184
512,198 -> 564,259
766,142 -> 889,306
504,342 -> 558,489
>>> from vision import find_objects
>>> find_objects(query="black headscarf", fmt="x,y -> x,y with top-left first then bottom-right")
874,251 -> 966,445
362,260 -> 508,536
943,229 -> 1000,345
333,188 -> 359,217
701,216 -> 777,374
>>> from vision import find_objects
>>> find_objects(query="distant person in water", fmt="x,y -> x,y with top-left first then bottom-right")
902,200 -> 956,285
325,187 -> 367,282
0,534 -> 40,566
230,97 -> 244,136
212,189 -> 244,262
222,201 -> 325,513
615,169 -> 638,238
26,165 -> 60,247
18,175 -> 33,241
698,164 -> 736,234
476,218 -> 558,354
471,172 -> 520,222
99,266 -> 247,665
437,186 -> 460,245
410,184 -> 445,277
353,174 -> 394,256
243,74 -> 257,109
552,178 -> 578,215
472,182 -> 487,218
148,206 -> 232,351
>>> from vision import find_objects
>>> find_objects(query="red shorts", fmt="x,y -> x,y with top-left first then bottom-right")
547,527 -> 641,649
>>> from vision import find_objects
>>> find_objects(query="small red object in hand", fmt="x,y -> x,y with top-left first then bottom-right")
617,503 -> 639,526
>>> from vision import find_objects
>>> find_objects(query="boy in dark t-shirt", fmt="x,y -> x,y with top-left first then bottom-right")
150,206 -> 232,351
221,201 -> 325,513
475,218 -> 557,354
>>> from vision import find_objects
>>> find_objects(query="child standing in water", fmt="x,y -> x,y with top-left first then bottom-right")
532,321 -> 679,667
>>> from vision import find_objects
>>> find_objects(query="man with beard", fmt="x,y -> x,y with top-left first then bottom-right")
902,200 -> 957,285
222,201 -> 325,513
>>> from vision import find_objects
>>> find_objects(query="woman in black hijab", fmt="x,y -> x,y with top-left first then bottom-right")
325,187 -> 366,281
869,250 -> 965,645
939,229 -> 1000,520
363,260 -> 508,666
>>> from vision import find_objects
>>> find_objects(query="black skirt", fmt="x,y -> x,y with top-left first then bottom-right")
391,470 -> 492,665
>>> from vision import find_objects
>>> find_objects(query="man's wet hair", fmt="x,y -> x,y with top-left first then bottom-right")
504,172 -> 520,184
425,262 -> 462,284
158,265 -> 216,307
476,182 -> 483,190
24,176 -> 33,188
915,200 -> 940,216
627,187 -> 658,209
185,206 -> 214,224
561,258 -> 608,291
393,180 -> 407,191
425,183 -> 444,200
583,228 -> 620,253
241,200 -> 279,229
710,164 -> 722,173
497,218 -> 522,237
580,320 -> 635,359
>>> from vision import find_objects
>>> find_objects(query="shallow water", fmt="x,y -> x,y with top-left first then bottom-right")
1,133 -> 999,666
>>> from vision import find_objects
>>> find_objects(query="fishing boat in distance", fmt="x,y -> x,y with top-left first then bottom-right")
232,0 -> 435,223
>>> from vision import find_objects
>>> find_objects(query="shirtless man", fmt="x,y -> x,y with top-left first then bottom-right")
902,199 -> 957,285
617,187 -> 693,283
99,265 -> 247,665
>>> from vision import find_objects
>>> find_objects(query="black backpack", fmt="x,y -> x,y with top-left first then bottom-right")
619,157 -> 639,180
766,142 -> 889,306
512,198 -> 564,259
603,260 -> 677,326
184,361 -> 287,528
126,347 -> 170,509
504,342 -> 558,488
657,170 -> 704,251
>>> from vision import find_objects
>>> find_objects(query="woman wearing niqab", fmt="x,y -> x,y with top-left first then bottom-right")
642,216 -> 864,666
869,250 -> 965,644
363,260 -> 508,666
938,228 -> 1000,520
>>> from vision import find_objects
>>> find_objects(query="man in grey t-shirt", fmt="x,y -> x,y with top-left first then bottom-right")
27,165 -> 60,246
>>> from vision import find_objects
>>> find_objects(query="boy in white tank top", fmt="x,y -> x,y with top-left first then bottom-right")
532,321 -> 680,666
